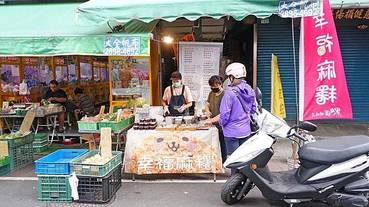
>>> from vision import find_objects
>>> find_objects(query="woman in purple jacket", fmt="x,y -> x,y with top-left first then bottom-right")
220,63 -> 257,174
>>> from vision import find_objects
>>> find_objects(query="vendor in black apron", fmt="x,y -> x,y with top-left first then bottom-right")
162,71 -> 193,116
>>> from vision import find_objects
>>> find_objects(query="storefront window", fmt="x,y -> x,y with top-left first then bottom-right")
80,62 -> 92,82
110,56 -> 150,103
0,64 -> 20,84
24,65 -> 40,88
100,67 -> 107,81
40,64 -> 53,85
55,66 -> 68,83
93,67 -> 99,81
68,64 -> 77,84
106,68 -> 110,80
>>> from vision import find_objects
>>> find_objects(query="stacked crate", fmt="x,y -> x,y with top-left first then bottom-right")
0,132 -> 34,172
35,149 -> 88,203
0,156 -> 10,176
71,150 -> 123,203
33,133 -> 48,154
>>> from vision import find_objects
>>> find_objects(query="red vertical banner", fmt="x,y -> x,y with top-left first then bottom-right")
299,0 -> 352,121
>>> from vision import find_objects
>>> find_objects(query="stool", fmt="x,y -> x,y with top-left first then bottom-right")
80,134 -> 97,150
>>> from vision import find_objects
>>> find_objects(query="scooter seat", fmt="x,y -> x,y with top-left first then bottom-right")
299,135 -> 369,164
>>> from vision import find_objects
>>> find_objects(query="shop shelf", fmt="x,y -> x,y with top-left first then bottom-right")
72,150 -> 122,177
35,149 -> 88,175
76,164 -> 122,203
37,175 -> 72,203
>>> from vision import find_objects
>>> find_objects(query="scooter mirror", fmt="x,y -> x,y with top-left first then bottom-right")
298,121 -> 317,132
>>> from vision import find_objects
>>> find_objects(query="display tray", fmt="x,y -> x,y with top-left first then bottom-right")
0,111 -> 16,115
71,150 -> 122,177
0,132 -> 34,149
35,149 -> 88,175
77,121 -> 99,131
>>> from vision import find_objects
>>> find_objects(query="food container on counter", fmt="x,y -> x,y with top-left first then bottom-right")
183,116 -> 193,125
165,116 -> 174,125
174,117 -> 183,125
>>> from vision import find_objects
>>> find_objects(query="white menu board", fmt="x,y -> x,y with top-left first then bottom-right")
179,42 -> 223,102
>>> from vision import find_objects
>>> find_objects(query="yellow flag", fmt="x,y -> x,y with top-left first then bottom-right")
271,54 -> 286,119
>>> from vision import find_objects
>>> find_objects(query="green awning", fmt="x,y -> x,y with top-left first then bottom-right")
77,0 -> 280,25
0,3 -> 154,56
77,0 -> 368,26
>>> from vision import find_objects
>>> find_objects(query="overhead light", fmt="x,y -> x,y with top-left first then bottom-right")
163,36 -> 174,44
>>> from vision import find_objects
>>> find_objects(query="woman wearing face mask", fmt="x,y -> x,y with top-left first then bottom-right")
220,63 -> 257,174
162,71 -> 193,116
204,75 -> 227,163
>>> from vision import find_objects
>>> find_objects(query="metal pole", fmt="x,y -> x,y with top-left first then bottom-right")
291,18 -> 299,124
291,18 -> 300,169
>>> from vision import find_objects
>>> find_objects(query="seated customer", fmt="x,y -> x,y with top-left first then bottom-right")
73,87 -> 95,121
43,80 -> 67,133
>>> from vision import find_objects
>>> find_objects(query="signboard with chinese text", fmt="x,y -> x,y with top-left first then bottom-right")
334,8 -> 369,20
124,128 -> 223,174
22,57 -> 39,65
55,57 -> 65,65
0,57 -> 20,65
179,42 -> 223,102
299,0 -> 352,120
279,0 -> 322,18
104,36 -> 149,56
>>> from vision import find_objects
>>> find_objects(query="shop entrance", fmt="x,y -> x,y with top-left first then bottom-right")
158,18 -> 255,98
223,22 -> 254,86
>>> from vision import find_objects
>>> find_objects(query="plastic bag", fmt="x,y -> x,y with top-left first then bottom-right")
19,80 -> 29,95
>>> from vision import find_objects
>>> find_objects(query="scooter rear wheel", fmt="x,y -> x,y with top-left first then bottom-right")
221,173 -> 252,205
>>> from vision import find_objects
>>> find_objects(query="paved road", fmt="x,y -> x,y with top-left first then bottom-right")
0,181 -> 329,207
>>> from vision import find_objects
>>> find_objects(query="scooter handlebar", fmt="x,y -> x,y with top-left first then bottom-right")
286,130 -> 308,142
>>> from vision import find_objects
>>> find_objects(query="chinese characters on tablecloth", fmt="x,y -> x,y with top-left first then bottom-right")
136,155 -> 214,173
124,130 -> 223,175
300,0 -> 352,120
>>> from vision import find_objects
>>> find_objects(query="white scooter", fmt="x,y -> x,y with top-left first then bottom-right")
221,91 -> 369,207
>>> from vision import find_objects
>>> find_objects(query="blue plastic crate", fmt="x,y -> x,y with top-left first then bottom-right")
35,149 -> 88,175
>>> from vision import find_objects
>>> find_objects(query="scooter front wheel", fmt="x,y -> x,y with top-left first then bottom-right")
221,173 -> 252,205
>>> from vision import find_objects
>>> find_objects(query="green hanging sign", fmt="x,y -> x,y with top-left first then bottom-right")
0,34 -> 150,56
